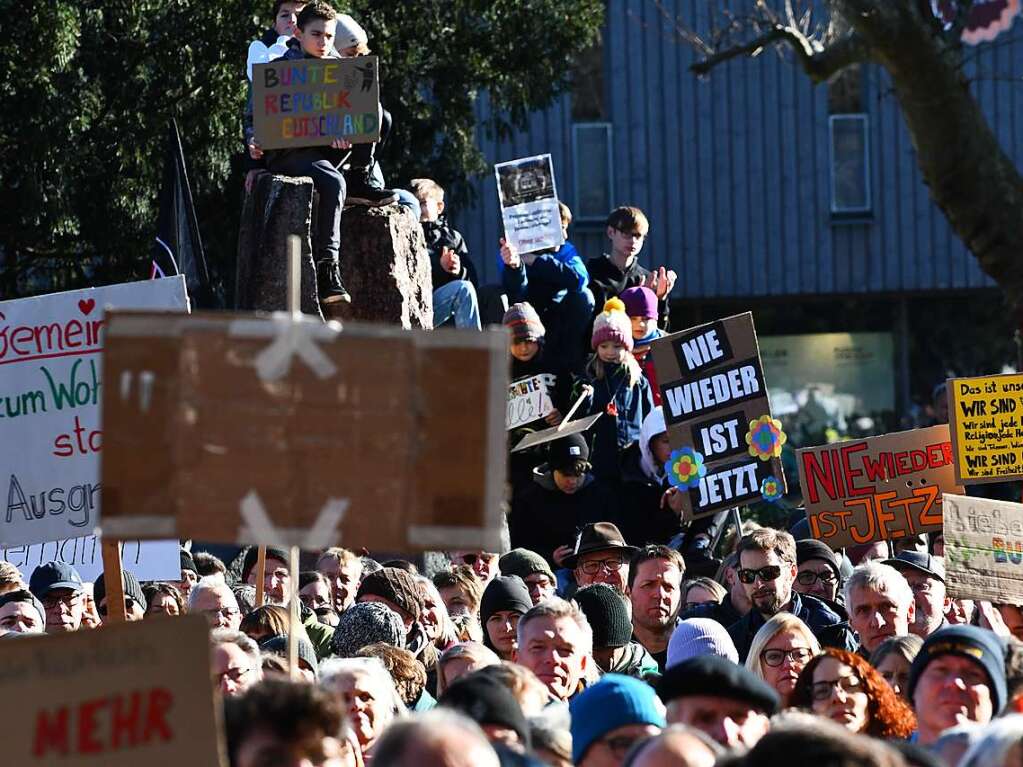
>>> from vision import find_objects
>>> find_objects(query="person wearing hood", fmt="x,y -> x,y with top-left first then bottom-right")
480,576 -> 533,661
508,433 -> 618,569
574,583 -> 659,682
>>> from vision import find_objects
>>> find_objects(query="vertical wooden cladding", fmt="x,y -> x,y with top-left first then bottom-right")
453,0 -> 1022,297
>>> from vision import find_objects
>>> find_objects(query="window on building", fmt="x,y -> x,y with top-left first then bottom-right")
572,123 -> 613,222
829,114 -> 871,216
572,36 -> 605,122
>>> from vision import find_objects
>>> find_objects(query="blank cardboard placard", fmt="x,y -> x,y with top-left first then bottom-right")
650,312 -> 785,520
943,493 -> 1023,602
511,414 -> 602,453
797,424 -> 963,549
947,373 -> 1023,485
0,616 -> 224,766
252,57 -> 381,150
99,312 -> 506,552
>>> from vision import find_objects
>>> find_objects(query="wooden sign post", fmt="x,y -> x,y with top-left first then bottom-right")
100,539 -> 126,623
254,545 -> 267,609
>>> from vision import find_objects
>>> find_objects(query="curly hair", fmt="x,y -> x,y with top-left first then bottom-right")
789,648 -> 916,740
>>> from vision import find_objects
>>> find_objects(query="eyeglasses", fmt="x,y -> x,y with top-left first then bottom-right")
760,648 -> 813,667
737,566 -> 783,585
796,570 -> 837,586
214,666 -> 251,686
42,592 -> 82,609
579,557 -> 625,575
811,675 -> 863,701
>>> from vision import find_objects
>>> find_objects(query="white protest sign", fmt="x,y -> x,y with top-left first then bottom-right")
1,536 -> 181,583
495,154 -> 565,254
944,493 -> 1023,602
507,375 -> 554,430
0,277 -> 188,546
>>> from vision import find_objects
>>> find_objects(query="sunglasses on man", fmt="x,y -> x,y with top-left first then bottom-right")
737,565 -> 783,585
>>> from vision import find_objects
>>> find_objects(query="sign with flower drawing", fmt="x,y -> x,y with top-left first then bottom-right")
651,312 -> 786,520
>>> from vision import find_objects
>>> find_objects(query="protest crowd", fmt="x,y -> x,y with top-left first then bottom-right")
7,2 -> 1023,767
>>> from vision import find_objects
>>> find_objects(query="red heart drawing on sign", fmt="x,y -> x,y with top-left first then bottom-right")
78,299 -> 96,315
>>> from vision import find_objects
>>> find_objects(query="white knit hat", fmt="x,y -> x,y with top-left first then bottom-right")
335,14 -> 368,49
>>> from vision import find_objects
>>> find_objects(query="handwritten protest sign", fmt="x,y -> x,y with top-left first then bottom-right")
252,57 -> 381,150
943,493 -> 1023,602
0,278 -> 188,546
797,425 -> 963,549
650,313 -> 786,519
100,312 -> 507,552
0,616 -> 224,766
1,536 -> 179,584
507,375 -> 554,430
947,373 -> 1023,484
495,154 -> 565,254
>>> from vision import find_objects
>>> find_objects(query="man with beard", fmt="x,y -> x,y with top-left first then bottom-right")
727,529 -> 854,662
629,545 -> 685,672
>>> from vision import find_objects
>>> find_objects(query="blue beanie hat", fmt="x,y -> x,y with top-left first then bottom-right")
569,674 -> 665,763
907,625 -> 1007,713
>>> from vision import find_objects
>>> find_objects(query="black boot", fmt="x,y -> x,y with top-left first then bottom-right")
316,260 -> 351,305
345,168 -> 398,208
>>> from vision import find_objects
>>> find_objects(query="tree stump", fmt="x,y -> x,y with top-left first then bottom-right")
235,173 -> 324,319
236,173 -> 433,328
334,204 -> 433,329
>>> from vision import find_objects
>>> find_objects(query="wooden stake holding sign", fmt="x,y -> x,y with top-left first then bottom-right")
254,545 -> 267,609
100,539 -> 127,623
286,238 -> 301,682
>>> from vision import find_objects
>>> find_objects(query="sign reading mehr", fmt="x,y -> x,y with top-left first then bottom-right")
798,425 -> 962,549
253,56 -> 381,150
0,616 -> 224,766
947,373 -> 1023,485
943,493 -> 1023,603
650,313 -> 786,519
100,311 -> 506,552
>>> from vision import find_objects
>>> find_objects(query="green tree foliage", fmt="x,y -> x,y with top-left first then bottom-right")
0,0 -> 603,297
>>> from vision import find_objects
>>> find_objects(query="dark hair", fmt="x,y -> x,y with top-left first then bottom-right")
627,545 -> 686,590
299,571 -> 329,591
233,584 -> 257,615
606,206 -> 649,235
433,565 -> 484,611
740,719 -> 906,767
789,648 -> 916,739
737,528 -> 797,566
357,642 -> 426,707
225,679 -> 344,763
554,458 -> 590,478
272,0 -> 305,17
192,551 -> 227,578
296,1 -> 336,29
141,582 -> 184,614
382,559 -> 419,574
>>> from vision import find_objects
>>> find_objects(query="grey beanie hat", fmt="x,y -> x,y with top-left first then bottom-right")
260,634 -> 319,677
331,601 -> 407,658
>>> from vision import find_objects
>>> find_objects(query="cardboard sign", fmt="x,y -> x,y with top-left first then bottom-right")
495,154 -> 565,254
1,536 -> 180,584
100,312 -> 506,552
943,493 -> 1023,602
947,373 -> 1023,485
0,616 -> 224,766
252,57 -> 381,150
507,375 -> 554,430
798,425 -> 963,549
0,278 -> 189,546
511,413 -> 602,453
650,313 -> 786,519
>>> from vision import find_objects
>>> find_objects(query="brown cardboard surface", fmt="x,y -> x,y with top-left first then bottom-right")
797,424 -> 963,549
650,312 -> 785,519
943,493 -> 1023,602
100,312 -> 507,552
0,616 -> 224,766
947,373 -> 1023,485
252,57 -> 381,150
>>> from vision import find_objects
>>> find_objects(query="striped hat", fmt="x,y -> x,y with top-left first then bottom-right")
503,302 -> 545,342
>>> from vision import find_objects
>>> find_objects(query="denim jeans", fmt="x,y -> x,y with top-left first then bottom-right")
433,280 -> 481,330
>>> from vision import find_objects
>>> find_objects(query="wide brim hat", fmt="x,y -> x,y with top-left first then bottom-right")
563,522 -> 639,569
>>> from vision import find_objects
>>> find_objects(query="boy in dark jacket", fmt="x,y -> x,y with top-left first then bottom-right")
508,433 -> 618,569
411,178 -> 481,329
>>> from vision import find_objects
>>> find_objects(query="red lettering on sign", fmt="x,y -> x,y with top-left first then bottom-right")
264,94 -> 279,114
33,707 -> 69,757
840,442 -> 872,497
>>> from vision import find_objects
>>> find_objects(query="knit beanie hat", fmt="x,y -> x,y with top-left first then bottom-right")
241,546 -> 289,582
260,633 -> 319,677
907,625 -> 1007,712
480,576 -> 532,637
591,298 -> 634,351
569,674 -> 666,763
666,618 -> 739,668
357,567 -> 423,622
180,549 -> 198,577
0,588 -> 45,625
93,570 -> 148,613
503,302 -> 546,343
573,583 -> 632,649
498,548 -> 555,583
440,671 -> 531,748
331,601 -> 407,658
335,13 -> 368,49
620,286 -> 658,320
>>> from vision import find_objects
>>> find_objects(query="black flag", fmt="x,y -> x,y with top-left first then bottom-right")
151,119 -> 219,307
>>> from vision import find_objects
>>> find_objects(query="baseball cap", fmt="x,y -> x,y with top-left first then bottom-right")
28,562 -> 84,599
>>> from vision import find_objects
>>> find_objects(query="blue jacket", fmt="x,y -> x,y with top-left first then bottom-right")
579,365 -> 654,483
727,591 -> 857,662
498,242 -> 589,308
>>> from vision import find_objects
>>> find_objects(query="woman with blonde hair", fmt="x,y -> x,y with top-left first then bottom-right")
745,612 -> 821,707
320,656 -> 406,763
435,641 -> 501,696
